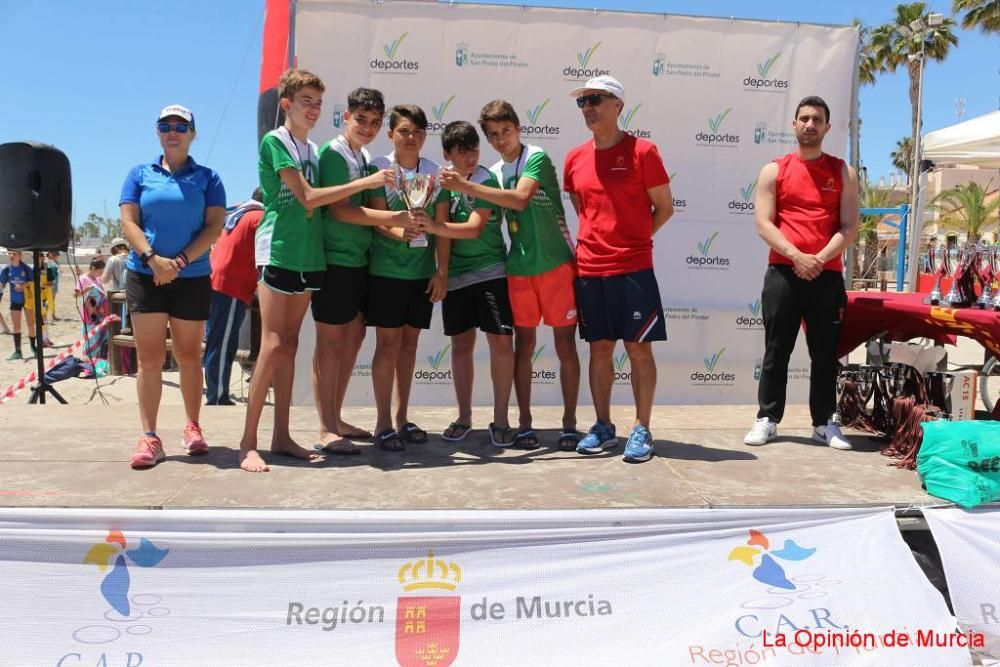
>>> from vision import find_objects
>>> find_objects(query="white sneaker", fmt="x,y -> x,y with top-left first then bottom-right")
812,419 -> 852,450
744,417 -> 777,446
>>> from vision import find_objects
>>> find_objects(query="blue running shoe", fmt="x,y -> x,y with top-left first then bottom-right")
576,421 -> 617,454
623,425 -> 654,463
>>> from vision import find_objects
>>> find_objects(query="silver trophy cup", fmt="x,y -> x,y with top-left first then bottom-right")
396,167 -> 434,248
928,241 -> 948,305
976,242 -> 995,309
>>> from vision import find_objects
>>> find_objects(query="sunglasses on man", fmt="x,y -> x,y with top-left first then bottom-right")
156,122 -> 192,134
575,93 -> 615,109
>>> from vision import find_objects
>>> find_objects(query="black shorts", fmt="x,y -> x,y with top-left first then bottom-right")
10,301 -> 24,312
126,271 -> 212,321
442,278 -> 514,336
366,275 -> 433,329
311,265 -> 368,325
258,265 -> 323,295
575,268 -> 667,343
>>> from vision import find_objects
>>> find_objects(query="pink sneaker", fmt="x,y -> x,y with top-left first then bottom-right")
131,435 -> 165,469
183,421 -> 209,456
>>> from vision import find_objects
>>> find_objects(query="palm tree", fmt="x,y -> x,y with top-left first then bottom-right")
928,181 -> 1000,241
953,0 -> 1000,34
857,183 -> 894,280
865,3 -> 959,141
891,137 -> 914,182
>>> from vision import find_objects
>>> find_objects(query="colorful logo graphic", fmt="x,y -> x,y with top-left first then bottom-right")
696,108 -> 740,146
729,180 -> 757,214
84,531 -> 169,616
384,33 -> 409,59
332,103 -> 345,129
455,42 -> 469,67
728,529 -> 816,590
747,299 -> 761,317
532,343 -> 547,365
525,98 -> 550,126
737,300 -> 764,330
704,347 -> 726,372
697,231 -> 718,257
432,96 -> 456,122
618,104 -> 652,139
614,351 -> 629,372
396,551 -> 462,667
757,51 -> 782,78
577,42 -> 602,68
427,344 -> 452,370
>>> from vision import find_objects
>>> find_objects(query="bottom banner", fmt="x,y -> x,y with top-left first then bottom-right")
925,506 -> 1000,660
0,507 -> 969,666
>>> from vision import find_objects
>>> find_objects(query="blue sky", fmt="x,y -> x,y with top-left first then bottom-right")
1,0 -> 995,227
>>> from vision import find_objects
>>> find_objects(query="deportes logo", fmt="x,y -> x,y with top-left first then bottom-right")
691,347 -> 736,385
652,53 -> 666,77
613,351 -> 631,384
695,108 -> 740,147
428,95 -> 457,134
531,343 -> 557,383
619,104 -> 652,139
729,180 -> 757,215
563,42 -> 610,80
686,231 -> 730,270
416,344 -> 452,382
737,299 -> 764,330
371,32 -> 419,73
521,99 -> 560,139
743,52 -> 789,92
396,551 -> 462,667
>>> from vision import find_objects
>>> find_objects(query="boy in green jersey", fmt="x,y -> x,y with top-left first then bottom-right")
440,100 -> 581,451
311,87 -> 411,454
239,71 -> 411,473
420,121 -> 515,446
366,105 -> 450,452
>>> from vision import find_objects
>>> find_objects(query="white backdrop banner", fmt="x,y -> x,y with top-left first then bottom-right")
924,506 -> 1000,660
289,0 -> 859,406
0,507 -> 972,666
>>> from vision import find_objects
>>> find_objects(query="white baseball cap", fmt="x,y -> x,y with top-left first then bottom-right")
569,75 -> 625,103
157,104 -> 195,128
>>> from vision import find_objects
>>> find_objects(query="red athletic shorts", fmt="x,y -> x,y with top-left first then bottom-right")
506,261 -> 577,328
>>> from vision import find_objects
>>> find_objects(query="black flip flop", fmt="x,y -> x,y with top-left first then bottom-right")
399,422 -> 428,444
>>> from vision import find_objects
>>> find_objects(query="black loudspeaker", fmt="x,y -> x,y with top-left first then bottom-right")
0,142 -> 72,250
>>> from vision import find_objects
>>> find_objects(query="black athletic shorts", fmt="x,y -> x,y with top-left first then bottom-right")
442,278 -> 514,336
366,275 -> 433,329
311,264 -> 368,326
9,301 -> 24,312
126,271 -> 212,321
575,268 -> 667,343
258,265 -> 323,295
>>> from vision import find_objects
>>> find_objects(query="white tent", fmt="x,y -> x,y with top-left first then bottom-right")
922,110 -> 1000,168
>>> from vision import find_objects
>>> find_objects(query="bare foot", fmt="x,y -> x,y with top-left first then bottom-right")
337,421 -> 372,440
272,439 -> 325,462
239,449 -> 269,473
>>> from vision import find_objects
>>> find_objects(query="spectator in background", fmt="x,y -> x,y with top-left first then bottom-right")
75,257 -> 106,320
0,250 -> 36,360
102,238 -> 130,292
45,251 -> 60,321
204,189 -> 263,405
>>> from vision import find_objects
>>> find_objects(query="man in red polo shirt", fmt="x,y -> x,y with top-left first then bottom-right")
563,75 -> 674,463
204,189 -> 263,405
743,96 -> 859,450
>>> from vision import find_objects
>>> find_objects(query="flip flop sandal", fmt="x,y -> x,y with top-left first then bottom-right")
510,429 -> 540,450
399,422 -> 428,444
489,423 -> 515,448
314,440 -> 361,455
557,430 -> 584,451
442,422 -> 472,442
375,429 -> 405,452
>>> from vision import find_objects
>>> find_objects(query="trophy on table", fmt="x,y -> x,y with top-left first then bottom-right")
943,242 -> 977,307
975,243 -> 996,309
991,245 -> 1000,311
395,165 -> 436,248
927,241 -> 950,305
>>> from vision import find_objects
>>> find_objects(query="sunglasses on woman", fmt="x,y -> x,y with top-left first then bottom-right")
156,122 -> 192,134
575,93 -> 614,109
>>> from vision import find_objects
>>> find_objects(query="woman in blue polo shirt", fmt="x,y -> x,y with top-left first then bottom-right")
119,104 -> 226,469
0,250 -> 36,360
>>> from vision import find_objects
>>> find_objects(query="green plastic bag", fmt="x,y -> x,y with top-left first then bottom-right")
917,455 -> 1000,508
917,420 -> 1000,507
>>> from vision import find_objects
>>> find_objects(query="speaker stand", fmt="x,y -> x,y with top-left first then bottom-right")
27,249 -> 67,405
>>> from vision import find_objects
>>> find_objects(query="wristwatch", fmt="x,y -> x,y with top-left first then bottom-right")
140,249 -> 156,266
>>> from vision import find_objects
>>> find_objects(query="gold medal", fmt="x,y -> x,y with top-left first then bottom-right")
510,221 -> 519,234
306,208 -> 313,219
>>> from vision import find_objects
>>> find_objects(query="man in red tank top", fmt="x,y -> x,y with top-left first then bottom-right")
743,96 -> 859,450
